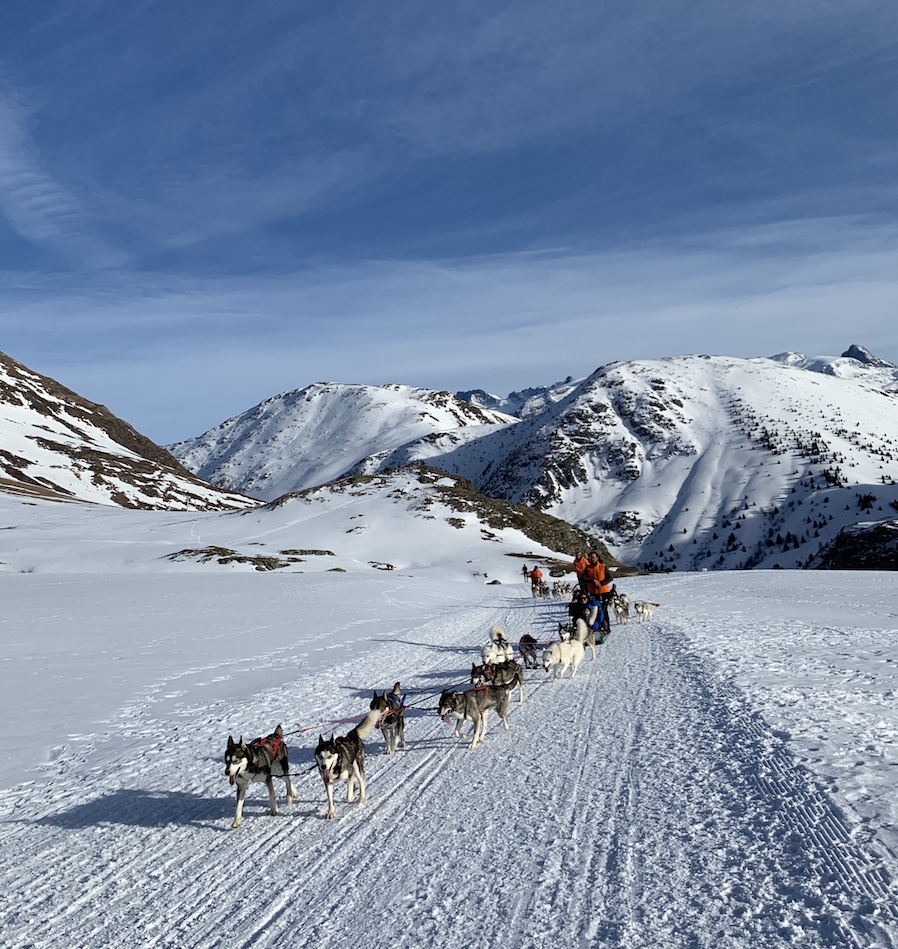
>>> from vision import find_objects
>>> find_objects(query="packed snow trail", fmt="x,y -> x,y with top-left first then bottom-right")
0,586 -> 895,948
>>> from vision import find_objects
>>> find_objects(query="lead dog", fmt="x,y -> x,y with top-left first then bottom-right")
224,724 -> 296,829
315,707 -> 381,819
470,658 -> 524,703
438,686 -> 509,748
634,601 -> 660,623
370,682 -> 407,755
543,638 -> 585,680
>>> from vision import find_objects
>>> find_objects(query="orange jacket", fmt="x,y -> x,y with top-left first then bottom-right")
529,568 -> 543,581
583,561 -> 610,596
572,555 -> 588,577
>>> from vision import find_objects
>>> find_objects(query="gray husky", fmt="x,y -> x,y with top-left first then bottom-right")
315,708 -> 381,819
370,682 -> 407,755
438,686 -> 509,748
470,659 -> 524,703
224,724 -> 296,829
634,600 -> 661,623
610,586 -> 630,625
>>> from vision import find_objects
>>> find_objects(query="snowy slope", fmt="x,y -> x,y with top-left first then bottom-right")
354,355 -> 898,571
167,382 -> 516,499
0,466 -> 603,578
0,350 -> 251,511
166,348 -> 898,571
0,498 -> 896,947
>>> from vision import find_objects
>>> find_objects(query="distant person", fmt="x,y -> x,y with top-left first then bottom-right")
529,566 -> 543,597
572,552 -> 589,594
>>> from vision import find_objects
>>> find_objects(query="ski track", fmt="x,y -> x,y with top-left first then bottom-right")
1,591 -> 896,949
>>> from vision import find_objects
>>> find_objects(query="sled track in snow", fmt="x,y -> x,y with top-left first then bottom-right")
1,592 -> 896,948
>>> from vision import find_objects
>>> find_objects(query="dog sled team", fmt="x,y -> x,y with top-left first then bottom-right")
225,552 -> 660,826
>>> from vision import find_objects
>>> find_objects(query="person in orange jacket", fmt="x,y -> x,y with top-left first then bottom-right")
572,552 -> 589,593
529,566 -> 543,597
583,550 -> 612,633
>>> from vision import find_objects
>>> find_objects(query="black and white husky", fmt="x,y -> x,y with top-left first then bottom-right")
370,682 -> 407,755
470,659 -> 524,703
438,686 -> 510,748
315,708 -> 381,819
611,586 -> 630,625
518,634 -> 539,669
224,724 -> 296,829
634,601 -> 660,623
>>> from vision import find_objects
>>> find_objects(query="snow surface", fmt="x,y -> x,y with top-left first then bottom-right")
1,489 -> 897,947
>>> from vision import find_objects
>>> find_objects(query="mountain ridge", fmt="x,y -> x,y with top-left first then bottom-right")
166,346 -> 898,570
0,349 -> 253,511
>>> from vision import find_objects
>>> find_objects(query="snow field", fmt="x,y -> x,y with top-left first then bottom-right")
1,574 -> 896,948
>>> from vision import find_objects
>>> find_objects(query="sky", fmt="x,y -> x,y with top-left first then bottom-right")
1,0 -> 897,443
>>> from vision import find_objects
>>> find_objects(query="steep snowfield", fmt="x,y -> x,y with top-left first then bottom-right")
0,350 -> 251,511
0,490 -> 897,948
167,382 -> 516,499
385,355 -> 898,570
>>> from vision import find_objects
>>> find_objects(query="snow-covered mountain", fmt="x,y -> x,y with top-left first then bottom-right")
169,346 -> 898,570
457,376 -> 581,418
168,382 -> 516,502
0,350 -> 251,510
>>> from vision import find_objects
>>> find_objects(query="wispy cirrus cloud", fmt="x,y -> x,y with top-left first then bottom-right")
8,0 -> 897,264
0,1 -> 896,443
0,89 -> 128,267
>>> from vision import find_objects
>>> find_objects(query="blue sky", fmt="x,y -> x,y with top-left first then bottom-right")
2,0 -> 897,443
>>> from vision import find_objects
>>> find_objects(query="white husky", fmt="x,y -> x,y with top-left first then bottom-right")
543,639 -> 585,680
572,618 -> 597,661
634,601 -> 660,623
481,625 -> 514,664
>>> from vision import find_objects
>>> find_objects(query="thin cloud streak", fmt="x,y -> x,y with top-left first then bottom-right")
0,91 -> 128,267
0,1 -> 895,442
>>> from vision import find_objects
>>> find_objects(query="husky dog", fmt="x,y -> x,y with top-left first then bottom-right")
634,601 -> 660,623
552,580 -> 573,600
611,587 -> 630,625
481,625 -> 515,665
543,639 -> 585,680
315,708 -> 381,819
224,724 -> 296,829
518,634 -> 538,669
370,682 -> 406,755
572,618 -> 598,661
470,658 -> 524,703
438,686 -> 509,748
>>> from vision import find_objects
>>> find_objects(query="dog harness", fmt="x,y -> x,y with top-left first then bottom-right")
254,734 -> 283,758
